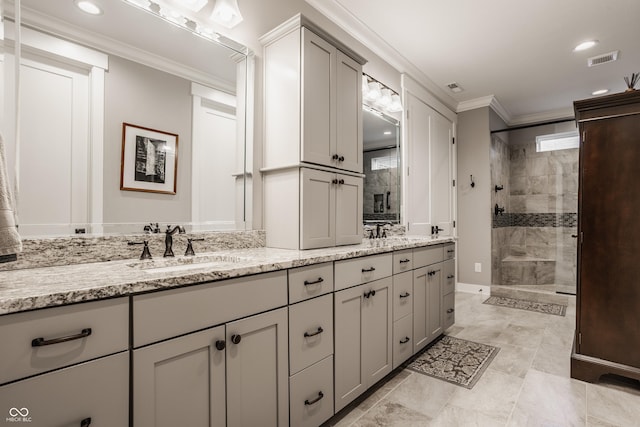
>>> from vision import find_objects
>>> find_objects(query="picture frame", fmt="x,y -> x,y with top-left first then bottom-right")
120,123 -> 178,195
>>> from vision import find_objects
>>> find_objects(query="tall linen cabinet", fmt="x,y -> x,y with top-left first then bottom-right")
260,14 -> 367,249
571,90 -> 640,383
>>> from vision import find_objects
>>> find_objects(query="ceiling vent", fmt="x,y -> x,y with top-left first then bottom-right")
587,51 -> 619,67
446,82 -> 464,93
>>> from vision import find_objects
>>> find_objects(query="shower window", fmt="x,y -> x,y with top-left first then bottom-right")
535,131 -> 579,152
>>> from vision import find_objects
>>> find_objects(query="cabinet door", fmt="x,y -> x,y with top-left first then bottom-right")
301,168 -> 336,249
336,51 -> 362,173
413,267 -> 429,353
427,264 -> 444,342
0,352 -> 128,427
334,284 -> 366,412
443,292 -> 455,331
301,28 -> 336,167
133,325 -> 226,427
362,277 -> 393,386
226,308 -> 288,427
335,174 -> 363,246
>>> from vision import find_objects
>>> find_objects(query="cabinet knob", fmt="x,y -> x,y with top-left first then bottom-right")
338,156 -> 345,162
399,292 -> 410,299
332,179 -> 338,184
399,337 -> 410,344
215,340 -> 226,351
363,289 -> 376,299
81,418 -> 92,427
231,334 -> 242,345
338,179 -> 345,185
447,308 -> 455,314
332,154 -> 339,160
304,391 -> 324,406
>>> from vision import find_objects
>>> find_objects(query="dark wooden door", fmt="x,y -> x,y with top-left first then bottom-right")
578,113 -> 640,368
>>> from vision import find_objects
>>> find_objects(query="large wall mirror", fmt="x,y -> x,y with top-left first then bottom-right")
363,106 -> 400,224
1,0 -> 252,237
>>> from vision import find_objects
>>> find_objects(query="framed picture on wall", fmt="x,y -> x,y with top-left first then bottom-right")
120,123 -> 178,195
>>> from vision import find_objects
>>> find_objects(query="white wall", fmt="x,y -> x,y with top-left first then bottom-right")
457,107 -> 491,285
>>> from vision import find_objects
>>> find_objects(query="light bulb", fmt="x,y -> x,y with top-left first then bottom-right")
376,88 -> 392,108
365,82 -> 382,101
387,94 -> 403,112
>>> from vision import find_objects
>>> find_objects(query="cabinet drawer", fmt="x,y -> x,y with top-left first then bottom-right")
133,271 -> 287,347
443,292 -> 455,330
289,294 -> 333,375
393,249 -> 413,274
443,259 -> 455,295
393,270 -> 413,321
393,314 -> 413,369
413,245 -> 444,268
0,297 -> 128,385
444,243 -> 456,260
0,352 -> 128,426
290,355 -> 334,427
288,262 -> 334,304
335,253 -> 392,291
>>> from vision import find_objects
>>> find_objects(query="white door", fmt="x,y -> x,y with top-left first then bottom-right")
301,28 -> 336,168
18,55 -> 90,236
226,308 -> 288,427
192,98 -> 238,228
406,93 -> 454,235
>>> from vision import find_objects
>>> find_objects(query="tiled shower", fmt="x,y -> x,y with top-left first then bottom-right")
491,123 -> 579,294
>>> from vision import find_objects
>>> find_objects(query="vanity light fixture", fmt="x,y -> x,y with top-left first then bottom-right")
363,73 -> 403,114
75,0 -> 103,15
591,89 -> 609,96
211,0 -> 243,28
573,40 -> 598,52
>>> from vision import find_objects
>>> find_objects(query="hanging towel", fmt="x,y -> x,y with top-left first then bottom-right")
0,133 -> 22,256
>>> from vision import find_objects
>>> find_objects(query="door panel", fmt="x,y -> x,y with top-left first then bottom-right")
336,51 -> 362,173
335,174 -> 363,245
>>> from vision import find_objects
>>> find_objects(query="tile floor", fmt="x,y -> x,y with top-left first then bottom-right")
329,291 -> 640,427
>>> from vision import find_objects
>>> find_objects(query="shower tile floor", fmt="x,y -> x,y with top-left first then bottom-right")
327,292 -> 640,427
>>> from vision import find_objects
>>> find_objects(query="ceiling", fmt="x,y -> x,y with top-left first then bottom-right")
312,0 -> 640,124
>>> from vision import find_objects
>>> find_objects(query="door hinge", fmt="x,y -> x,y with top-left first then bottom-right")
578,332 -> 582,346
453,220 -> 456,228
452,179 -> 456,187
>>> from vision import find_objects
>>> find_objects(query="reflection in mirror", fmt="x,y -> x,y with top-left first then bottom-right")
1,0 -> 252,237
363,106 -> 400,224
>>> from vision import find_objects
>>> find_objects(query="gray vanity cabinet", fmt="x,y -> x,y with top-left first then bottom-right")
134,308 -> 288,427
334,276 -> 393,412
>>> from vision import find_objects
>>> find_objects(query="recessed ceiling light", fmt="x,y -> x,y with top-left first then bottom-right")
591,89 -> 609,96
75,0 -> 103,15
384,131 -> 392,135
573,40 -> 598,52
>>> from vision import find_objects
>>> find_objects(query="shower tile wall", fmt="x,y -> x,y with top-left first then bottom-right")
491,124 -> 579,290
491,134 -> 510,285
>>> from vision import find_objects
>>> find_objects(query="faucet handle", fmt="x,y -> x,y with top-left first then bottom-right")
128,240 -> 152,260
184,238 -> 205,256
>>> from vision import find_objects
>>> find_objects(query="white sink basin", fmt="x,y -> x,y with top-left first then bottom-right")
128,253 -> 245,274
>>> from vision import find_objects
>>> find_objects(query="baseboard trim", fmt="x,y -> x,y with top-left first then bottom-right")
456,282 -> 491,295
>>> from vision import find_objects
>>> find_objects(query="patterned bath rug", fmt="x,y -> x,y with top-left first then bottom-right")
483,295 -> 567,316
407,335 -> 499,389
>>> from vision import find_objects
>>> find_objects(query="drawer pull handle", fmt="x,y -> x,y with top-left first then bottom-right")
364,290 -> 376,298
304,327 -> 324,338
399,292 -> 411,298
231,334 -> 242,345
215,340 -> 226,351
81,418 -> 92,427
447,275 -> 455,279
447,308 -> 455,314
399,337 -> 410,344
32,328 -> 92,347
447,249 -> 455,253
304,391 -> 324,406
399,259 -> 410,264
303,277 -> 324,286
361,267 -> 376,273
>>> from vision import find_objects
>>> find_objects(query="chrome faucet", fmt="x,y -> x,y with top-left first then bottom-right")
164,225 -> 185,257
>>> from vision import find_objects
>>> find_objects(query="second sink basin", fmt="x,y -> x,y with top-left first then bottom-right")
128,253 -> 246,274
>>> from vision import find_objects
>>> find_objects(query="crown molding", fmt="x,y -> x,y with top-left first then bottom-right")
508,107 -> 575,126
18,6 -> 236,94
305,0 -> 458,113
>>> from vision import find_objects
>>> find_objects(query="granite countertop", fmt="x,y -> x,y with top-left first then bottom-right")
0,236 -> 454,316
